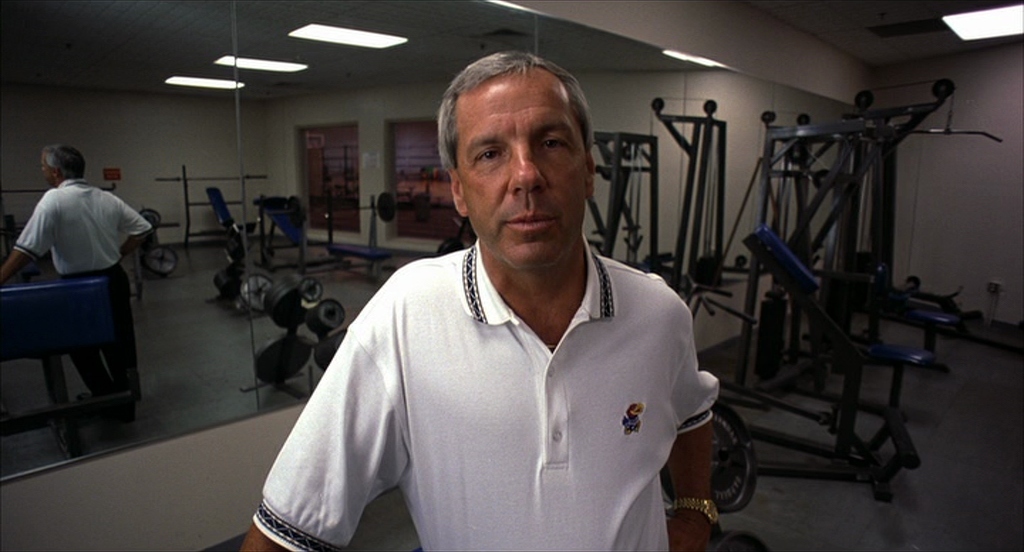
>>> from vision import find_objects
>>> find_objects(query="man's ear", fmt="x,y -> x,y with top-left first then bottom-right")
449,169 -> 469,217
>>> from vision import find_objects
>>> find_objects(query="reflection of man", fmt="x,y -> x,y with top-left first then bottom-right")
0,144 -> 152,422
242,51 -> 719,551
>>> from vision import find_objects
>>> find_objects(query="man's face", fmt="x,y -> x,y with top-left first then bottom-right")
40,152 -> 61,187
448,69 -> 595,275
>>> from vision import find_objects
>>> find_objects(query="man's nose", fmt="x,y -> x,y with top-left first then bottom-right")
510,147 -> 544,193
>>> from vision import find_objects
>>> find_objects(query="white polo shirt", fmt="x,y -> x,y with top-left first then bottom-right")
14,179 -> 152,275
256,243 -> 719,551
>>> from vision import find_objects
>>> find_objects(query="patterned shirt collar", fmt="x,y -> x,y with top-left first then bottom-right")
461,241 -> 615,325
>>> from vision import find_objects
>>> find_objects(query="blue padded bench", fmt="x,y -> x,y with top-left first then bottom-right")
750,224 -> 937,406
2,276 -> 115,361
1,276 -> 133,457
744,224 -> 922,501
257,195 -> 392,278
326,244 -> 392,280
206,186 -> 236,228
326,243 -> 392,262
875,263 -> 958,359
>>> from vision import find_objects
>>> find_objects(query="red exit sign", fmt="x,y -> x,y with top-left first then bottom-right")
103,167 -> 122,181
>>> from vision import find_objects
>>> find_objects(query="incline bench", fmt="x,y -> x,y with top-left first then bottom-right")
1,276 -> 135,458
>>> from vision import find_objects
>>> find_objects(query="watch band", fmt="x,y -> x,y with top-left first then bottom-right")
671,497 -> 719,525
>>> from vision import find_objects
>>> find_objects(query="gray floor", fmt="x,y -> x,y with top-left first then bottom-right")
4,240 -> 1023,551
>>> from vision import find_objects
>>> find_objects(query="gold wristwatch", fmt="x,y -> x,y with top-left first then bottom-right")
671,497 -> 719,525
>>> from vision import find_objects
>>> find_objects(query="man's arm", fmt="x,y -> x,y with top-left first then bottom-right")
664,418 -> 714,552
240,523 -> 287,552
0,249 -> 34,285
119,233 -> 150,258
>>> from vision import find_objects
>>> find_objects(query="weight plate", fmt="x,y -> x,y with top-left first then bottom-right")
313,329 -> 346,370
240,273 -> 274,312
214,268 -> 241,299
264,274 -> 306,328
708,530 -> 770,552
711,402 -> 758,513
305,299 -> 346,337
299,276 -> 324,303
139,208 -> 161,227
254,334 -> 313,383
377,192 -> 396,222
142,245 -> 177,276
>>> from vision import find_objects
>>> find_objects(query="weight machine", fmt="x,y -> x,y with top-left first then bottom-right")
587,132 -> 659,270
736,79 -> 960,387
650,98 -> 728,295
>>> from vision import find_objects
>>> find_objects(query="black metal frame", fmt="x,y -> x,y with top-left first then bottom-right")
734,230 -> 920,501
652,99 -> 727,293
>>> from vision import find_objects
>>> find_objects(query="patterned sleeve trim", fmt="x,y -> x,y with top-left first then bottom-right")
255,501 -> 345,552
677,409 -> 712,433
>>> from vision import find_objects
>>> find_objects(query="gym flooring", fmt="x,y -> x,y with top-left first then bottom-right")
2,240 -> 1021,550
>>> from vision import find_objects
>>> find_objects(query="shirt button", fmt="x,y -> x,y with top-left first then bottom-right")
552,431 -> 563,442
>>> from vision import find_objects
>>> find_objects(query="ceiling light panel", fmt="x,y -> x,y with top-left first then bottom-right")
215,56 -> 308,72
165,76 -> 244,90
288,23 -> 408,48
943,4 -> 1024,41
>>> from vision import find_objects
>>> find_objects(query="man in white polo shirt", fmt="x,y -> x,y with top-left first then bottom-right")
242,51 -> 719,551
0,144 -> 152,421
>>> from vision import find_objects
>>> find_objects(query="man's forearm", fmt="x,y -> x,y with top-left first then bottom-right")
667,418 -> 714,500
0,249 -> 33,284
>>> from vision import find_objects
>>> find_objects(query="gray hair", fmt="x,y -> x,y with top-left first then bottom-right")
42,144 -> 86,179
437,51 -> 594,170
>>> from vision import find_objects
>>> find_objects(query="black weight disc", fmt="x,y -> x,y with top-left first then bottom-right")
305,299 -> 346,338
313,330 -> 346,370
214,268 -> 241,299
377,192 -> 397,222
139,208 -> 161,227
298,276 -> 324,303
708,530 -> 770,552
143,245 -> 178,276
711,402 -> 758,513
240,273 -> 274,312
254,334 -> 313,383
264,274 -> 306,328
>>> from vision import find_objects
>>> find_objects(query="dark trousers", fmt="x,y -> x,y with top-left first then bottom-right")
62,264 -> 138,400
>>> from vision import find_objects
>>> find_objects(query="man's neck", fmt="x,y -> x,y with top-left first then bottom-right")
482,242 -> 589,347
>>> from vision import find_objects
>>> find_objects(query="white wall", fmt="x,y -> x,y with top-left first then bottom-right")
873,43 -> 1023,324
514,0 -> 870,104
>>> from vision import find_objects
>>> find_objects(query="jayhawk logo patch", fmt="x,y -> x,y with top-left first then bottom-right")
622,402 -> 645,434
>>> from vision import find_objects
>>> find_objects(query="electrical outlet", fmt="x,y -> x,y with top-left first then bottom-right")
987,280 -> 1003,294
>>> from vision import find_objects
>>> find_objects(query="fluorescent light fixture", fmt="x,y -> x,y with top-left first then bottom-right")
165,76 -> 244,90
943,4 -> 1023,40
662,50 -> 725,68
288,23 -> 407,48
214,56 -> 308,72
485,0 -> 543,14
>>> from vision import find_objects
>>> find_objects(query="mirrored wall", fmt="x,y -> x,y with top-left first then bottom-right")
0,0 -> 852,480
